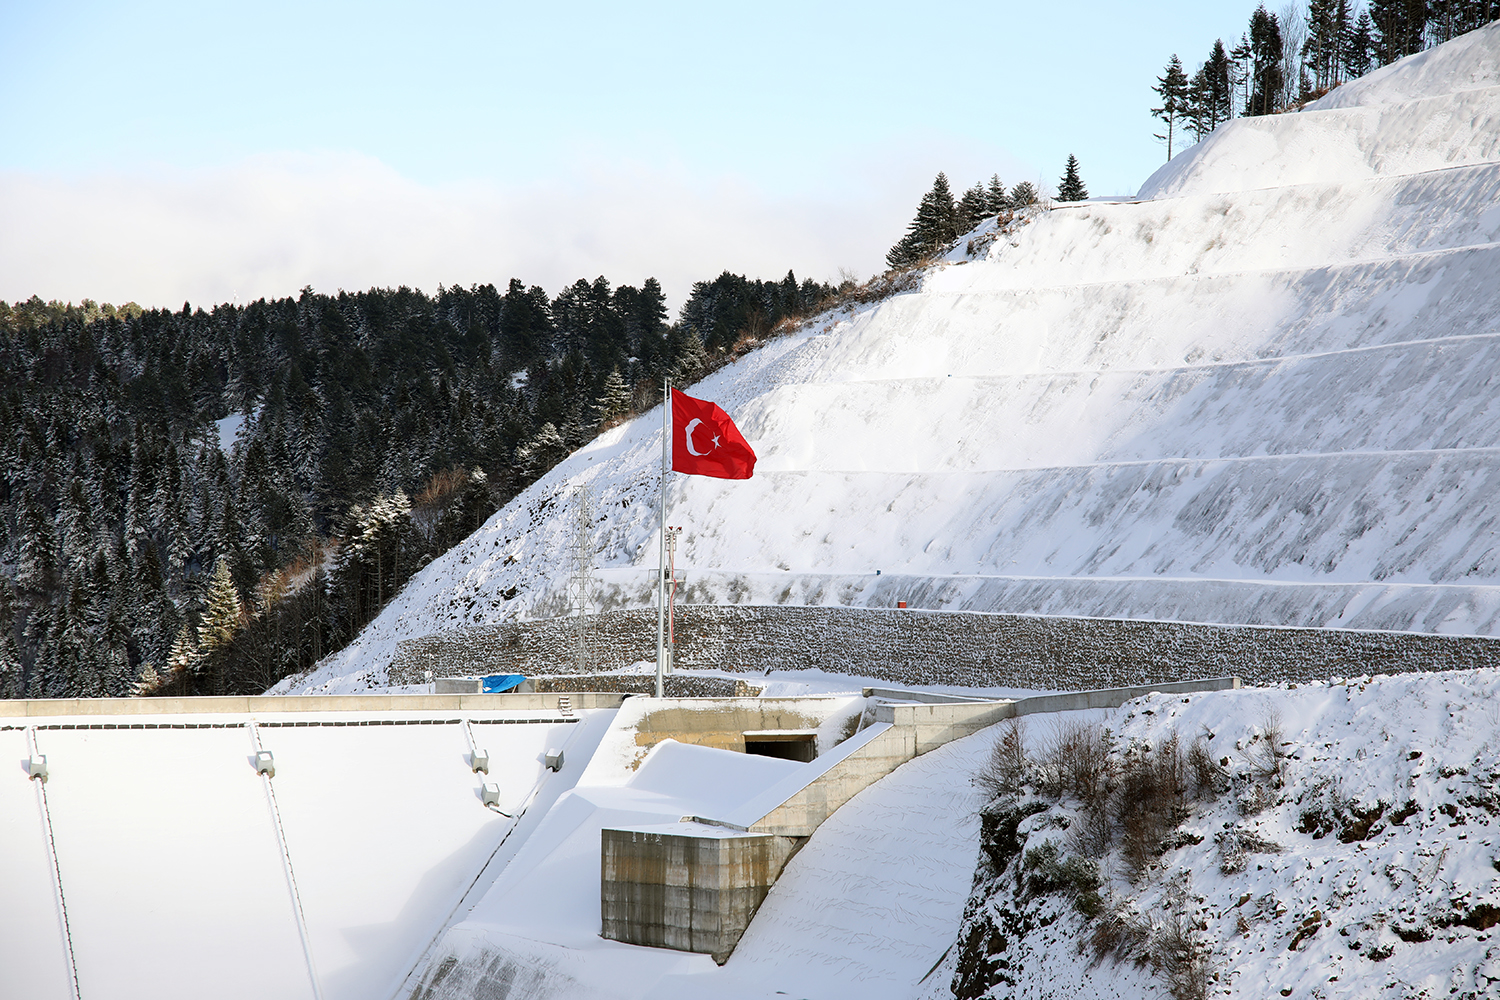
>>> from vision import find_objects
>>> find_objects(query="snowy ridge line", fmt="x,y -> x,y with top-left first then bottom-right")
1138,143 -> 1500,199
814,330 -> 1500,385
919,235 -> 1500,293
749,445 -> 1500,475
591,570 -> 1500,599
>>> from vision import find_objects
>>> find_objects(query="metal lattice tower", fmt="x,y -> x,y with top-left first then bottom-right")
567,484 -> 595,674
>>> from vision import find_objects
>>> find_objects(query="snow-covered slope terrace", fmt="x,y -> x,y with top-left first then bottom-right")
288,26 -> 1500,693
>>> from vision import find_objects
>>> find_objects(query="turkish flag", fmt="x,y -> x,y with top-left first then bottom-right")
671,388 -> 757,479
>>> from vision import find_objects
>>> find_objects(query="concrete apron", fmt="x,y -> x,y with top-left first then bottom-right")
599,676 -> 1240,963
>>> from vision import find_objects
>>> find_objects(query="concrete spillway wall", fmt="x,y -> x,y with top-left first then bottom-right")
599,677 -> 1242,964
390,605 -> 1500,689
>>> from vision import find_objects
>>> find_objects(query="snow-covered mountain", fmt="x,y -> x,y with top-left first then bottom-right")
284,24 -> 1500,694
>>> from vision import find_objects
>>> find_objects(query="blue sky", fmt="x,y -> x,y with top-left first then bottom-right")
0,0 -> 1265,310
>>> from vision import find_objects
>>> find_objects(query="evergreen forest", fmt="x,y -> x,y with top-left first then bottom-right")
1152,0 -> 1497,159
0,270 -> 838,699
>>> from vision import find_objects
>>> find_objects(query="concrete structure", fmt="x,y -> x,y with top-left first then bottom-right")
600,824 -> 799,964
0,691 -> 627,718
624,697 -> 852,757
600,677 -> 1242,962
2,699 -> 615,1000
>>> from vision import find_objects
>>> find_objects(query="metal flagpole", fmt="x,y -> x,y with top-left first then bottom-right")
655,377 -> 669,698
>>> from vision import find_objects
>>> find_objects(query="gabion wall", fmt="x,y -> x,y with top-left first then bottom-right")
388,605 -> 1500,690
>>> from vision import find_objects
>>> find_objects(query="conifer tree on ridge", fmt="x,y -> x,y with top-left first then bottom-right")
886,173 -> 960,269
1152,55 -> 1191,161
1057,156 -> 1089,202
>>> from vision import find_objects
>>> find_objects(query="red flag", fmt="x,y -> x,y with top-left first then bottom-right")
671,388 -> 756,479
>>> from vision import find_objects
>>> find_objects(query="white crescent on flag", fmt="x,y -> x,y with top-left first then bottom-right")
684,417 -> 711,456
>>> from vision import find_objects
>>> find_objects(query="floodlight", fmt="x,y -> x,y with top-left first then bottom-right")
254,750 -> 276,777
481,782 -> 501,806
472,750 -> 490,774
545,748 -> 564,772
26,755 -> 47,782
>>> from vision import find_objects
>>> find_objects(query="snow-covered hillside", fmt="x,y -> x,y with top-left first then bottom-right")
284,25 -> 1500,694
920,669 -> 1500,1000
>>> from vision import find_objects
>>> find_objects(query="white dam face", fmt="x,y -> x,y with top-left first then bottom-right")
3,708 -> 599,1000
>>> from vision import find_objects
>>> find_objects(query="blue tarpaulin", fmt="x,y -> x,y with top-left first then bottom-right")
480,674 -> 527,694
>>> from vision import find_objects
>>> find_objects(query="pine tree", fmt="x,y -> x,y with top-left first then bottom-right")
1152,55 -> 1191,159
1344,8 -> 1374,77
1304,0 -> 1340,91
0,585 -> 21,699
1057,156 -> 1089,202
1248,5 -> 1286,115
1008,181 -> 1039,209
433,469 -> 494,553
668,328 -> 707,386
592,368 -> 634,428
1369,0 -> 1428,64
132,661 -> 162,697
957,183 -> 991,230
1197,40 -> 1235,130
166,624 -> 201,683
516,422 -> 566,479
985,175 -> 1007,215
1230,34 -> 1254,116
15,490 -> 56,594
197,557 -> 243,658
885,173 -> 960,269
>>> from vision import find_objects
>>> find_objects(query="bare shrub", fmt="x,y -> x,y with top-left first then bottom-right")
1071,796 -> 1114,858
1187,735 -> 1228,798
1089,905 -> 1151,964
1215,826 -> 1285,874
1038,719 -> 1114,809
976,718 -> 1029,800
1154,915 -> 1210,1000
1240,708 -> 1290,788
1117,736 -> 1188,880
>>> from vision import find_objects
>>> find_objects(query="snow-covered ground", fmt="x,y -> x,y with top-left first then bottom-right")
19,25 -> 1491,1000
399,692 -> 1015,1000
280,23 -> 1500,696
918,669 -> 1500,1000
11,671 -> 1498,998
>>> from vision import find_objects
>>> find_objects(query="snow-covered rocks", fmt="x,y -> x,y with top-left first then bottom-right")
928,667 -> 1500,1000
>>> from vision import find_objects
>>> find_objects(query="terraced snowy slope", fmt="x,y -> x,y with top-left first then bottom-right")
288,25 -> 1500,693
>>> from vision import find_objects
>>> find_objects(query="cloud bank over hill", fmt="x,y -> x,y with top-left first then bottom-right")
0,138 -> 1029,312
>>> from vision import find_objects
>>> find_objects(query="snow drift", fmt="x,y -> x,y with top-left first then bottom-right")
285,23 -> 1500,694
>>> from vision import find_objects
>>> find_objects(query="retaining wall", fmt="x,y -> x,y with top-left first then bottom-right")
390,606 -> 1500,689
0,691 -> 628,717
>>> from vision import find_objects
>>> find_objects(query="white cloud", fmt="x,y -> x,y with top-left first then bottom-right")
0,144 -> 1028,314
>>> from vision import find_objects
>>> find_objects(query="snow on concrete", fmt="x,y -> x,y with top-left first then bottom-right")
277,26 -> 1500,696
23,723 -> 316,999
407,708 -> 1011,999
1,708 -> 611,1000
0,729 -> 81,1000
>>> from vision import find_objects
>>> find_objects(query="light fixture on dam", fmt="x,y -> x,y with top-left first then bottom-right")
472,750 -> 490,774
254,750 -> 276,777
545,748 -> 564,772
26,755 -> 47,782
481,782 -> 502,807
